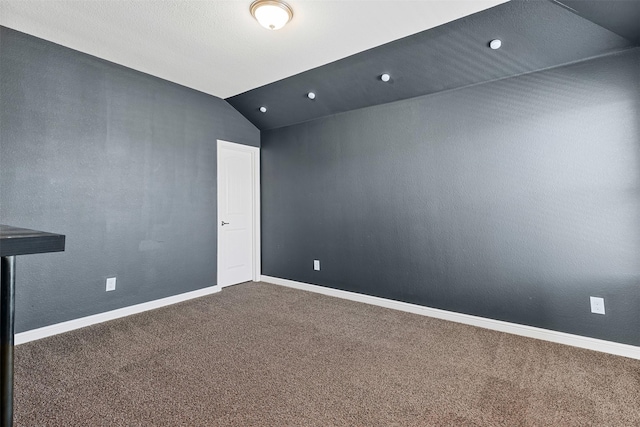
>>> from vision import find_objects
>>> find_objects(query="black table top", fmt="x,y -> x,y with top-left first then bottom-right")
0,225 -> 66,257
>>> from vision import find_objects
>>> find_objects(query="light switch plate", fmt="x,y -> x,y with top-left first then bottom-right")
313,260 -> 320,271
106,277 -> 116,292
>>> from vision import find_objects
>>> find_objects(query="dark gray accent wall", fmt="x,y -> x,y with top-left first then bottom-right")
261,48 -> 640,346
0,27 -> 259,333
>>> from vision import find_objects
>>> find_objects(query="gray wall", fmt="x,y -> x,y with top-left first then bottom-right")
0,27 -> 259,333
261,48 -> 640,346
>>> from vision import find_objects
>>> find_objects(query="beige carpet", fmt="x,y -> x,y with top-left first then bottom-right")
14,282 -> 640,426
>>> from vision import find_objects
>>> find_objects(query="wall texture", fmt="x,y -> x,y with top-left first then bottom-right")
261,48 -> 640,346
0,27 -> 259,332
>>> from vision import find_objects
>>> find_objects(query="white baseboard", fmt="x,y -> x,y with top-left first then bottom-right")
16,285 -> 221,345
260,275 -> 640,360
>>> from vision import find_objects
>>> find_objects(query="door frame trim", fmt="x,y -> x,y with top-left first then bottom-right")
217,140 -> 261,287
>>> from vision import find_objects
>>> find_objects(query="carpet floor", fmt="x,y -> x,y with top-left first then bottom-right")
14,282 -> 640,426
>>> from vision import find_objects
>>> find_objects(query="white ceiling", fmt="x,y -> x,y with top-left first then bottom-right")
0,0 -> 508,99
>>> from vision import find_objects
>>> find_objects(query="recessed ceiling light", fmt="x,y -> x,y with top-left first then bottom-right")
250,0 -> 293,31
381,73 -> 391,82
489,39 -> 502,50
307,92 -> 316,100
259,106 -> 267,113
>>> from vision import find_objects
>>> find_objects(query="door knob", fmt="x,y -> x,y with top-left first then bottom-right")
221,221 -> 229,226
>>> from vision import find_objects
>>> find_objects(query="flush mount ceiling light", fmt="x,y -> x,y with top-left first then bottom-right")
489,39 -> 502,50
250,0 -> 293,30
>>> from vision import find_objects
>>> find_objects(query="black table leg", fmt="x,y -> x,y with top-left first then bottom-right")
1,256 -> 16,427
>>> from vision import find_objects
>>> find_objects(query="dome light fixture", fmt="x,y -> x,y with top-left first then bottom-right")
259,106 -> 267,113
250,0 -> 293,31
489,39 -> 502,50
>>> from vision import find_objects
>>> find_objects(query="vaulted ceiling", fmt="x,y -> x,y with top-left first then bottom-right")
0,0 -> 507,98
228,0 -> 640,130
1,0 -> 638,131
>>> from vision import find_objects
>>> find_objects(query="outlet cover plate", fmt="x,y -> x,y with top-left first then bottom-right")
590,296 -> 605,315
106,277 -> 116,292
313,260 -> 320,271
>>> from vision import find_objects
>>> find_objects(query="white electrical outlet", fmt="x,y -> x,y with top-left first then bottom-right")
313,260 -> 320,271
590,296 -> 605,315
106,277 -> 116,292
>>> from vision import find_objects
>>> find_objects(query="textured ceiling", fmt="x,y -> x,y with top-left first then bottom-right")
555,0 -> 640,44
228,0 -> 638,130
0,0 -> 507,99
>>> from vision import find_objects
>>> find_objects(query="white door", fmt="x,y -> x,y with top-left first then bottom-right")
217,140 -> 260,287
